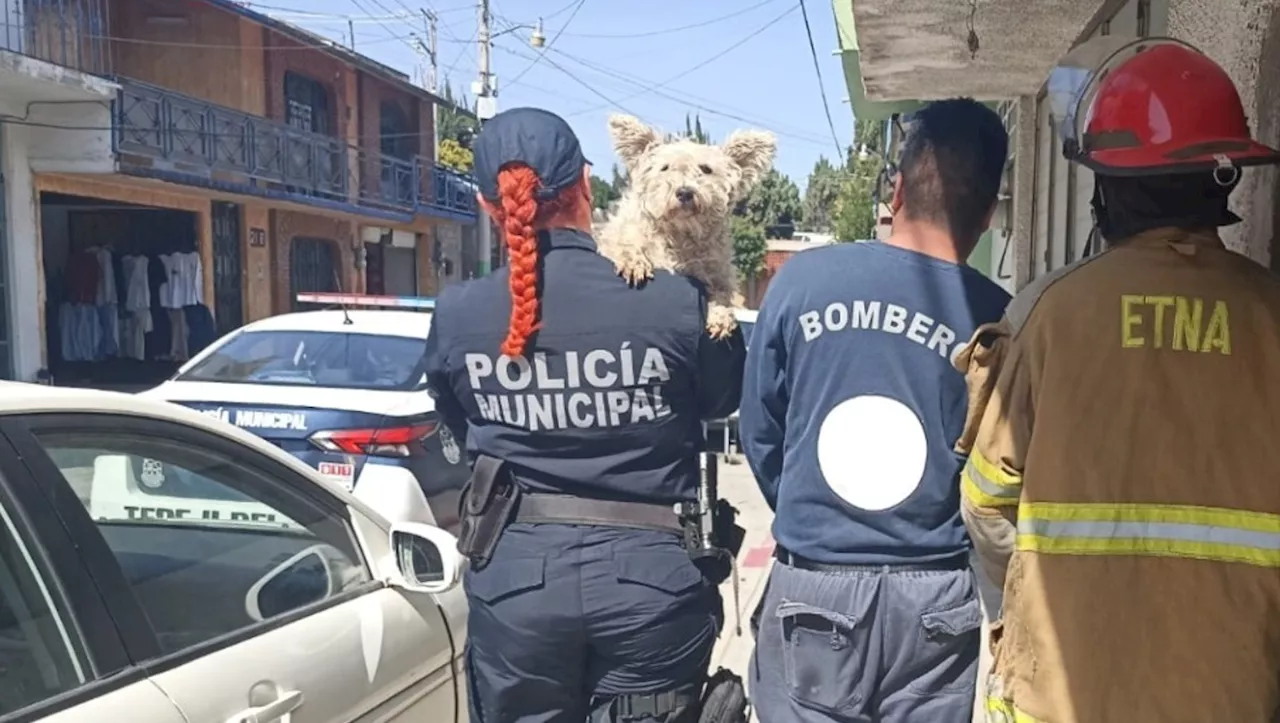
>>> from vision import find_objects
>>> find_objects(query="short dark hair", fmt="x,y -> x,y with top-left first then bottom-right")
898,98 -> 1009,247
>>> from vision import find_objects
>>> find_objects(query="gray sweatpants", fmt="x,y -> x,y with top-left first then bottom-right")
749,558 -> 982,723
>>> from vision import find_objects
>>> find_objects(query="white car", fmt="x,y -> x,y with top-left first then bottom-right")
144,293 -> 468,533
0,382 -> 468,722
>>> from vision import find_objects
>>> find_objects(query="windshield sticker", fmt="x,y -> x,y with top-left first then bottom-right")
439,426 -> 462,465
195,407 -> 308,431
139,458 -> 166,489
318,462 -> 356,492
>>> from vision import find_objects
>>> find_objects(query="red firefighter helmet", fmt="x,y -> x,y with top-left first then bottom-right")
1049,37 -> 1280,176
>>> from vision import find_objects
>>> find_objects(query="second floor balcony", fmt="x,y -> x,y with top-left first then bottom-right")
113,78 -> 477,223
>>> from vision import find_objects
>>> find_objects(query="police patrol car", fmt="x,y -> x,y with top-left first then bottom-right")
143,293 -> 469,532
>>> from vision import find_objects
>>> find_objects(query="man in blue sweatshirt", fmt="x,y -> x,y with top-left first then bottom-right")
740,98 -> 1012,723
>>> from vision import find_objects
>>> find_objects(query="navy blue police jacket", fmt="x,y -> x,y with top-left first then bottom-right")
739,241 -> 1011,565
423,228 -> 746,504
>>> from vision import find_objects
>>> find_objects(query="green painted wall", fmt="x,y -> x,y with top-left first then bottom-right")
968,230 -> 995,280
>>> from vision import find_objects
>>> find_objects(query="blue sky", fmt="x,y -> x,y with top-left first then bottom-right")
244,0 -> 851,189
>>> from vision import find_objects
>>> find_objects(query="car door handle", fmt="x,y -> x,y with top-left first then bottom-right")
226,690 -> 304,723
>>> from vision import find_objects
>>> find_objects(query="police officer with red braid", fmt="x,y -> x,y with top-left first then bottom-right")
422,106 -> 746,723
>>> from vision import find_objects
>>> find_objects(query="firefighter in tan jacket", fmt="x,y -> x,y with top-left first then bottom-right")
956,37 -> 1280,723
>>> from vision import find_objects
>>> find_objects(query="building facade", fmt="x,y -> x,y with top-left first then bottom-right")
0,0 -> 478,387
834,0 -> 1280,294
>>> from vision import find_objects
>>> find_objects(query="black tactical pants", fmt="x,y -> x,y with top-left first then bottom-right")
465,523 -> 721,723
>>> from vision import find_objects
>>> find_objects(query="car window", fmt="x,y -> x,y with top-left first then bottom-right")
31,427 -> 372,657
177,330 -> 425,391
0,499 -> 87,714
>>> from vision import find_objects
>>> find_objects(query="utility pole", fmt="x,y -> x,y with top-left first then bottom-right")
475,0 -> 496,275
348,18 -> 356,49
427,11 -> 438,92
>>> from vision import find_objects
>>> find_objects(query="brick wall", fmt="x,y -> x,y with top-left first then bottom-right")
264,32 -> 353,141
243,204 -> 272,321
270,210 -> 358,314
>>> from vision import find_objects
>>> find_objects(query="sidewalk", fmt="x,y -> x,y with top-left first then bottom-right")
708,458 -> 774,697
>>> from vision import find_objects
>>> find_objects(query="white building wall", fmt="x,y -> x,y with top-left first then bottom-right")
1005,0 -> 1280,288
0,59 -> 115,381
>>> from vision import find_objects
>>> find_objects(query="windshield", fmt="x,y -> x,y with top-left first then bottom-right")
178,330 -> 426,391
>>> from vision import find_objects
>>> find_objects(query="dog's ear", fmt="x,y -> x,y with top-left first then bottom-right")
608,114 -> 661,170
723,129 -> 777,190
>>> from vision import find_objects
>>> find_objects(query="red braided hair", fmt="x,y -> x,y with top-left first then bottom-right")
482,164 -> 590,357
494,165 -> 544,358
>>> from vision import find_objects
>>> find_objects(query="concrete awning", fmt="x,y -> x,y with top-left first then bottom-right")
0,50 -> 117,103
834,0 -> 1101,120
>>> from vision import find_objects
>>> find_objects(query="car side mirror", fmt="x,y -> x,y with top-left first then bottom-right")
245,544 -> 338,622
389,522 -> 463,594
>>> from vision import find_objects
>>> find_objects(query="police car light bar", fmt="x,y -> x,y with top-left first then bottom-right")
295,292 -> 436,310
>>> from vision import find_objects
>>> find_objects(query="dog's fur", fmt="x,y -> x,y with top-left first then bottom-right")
597,114 -> 777,338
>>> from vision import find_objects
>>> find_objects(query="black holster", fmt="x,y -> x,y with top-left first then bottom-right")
697,668 -> 749,723
681,499 -> 746,586
456,455 -> 521,570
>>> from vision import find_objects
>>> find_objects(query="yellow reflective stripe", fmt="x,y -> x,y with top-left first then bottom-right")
1016,502 -> 1280,568
985,697 -> 1042,723
961,450 -> 1022,508
969,449 -> 1023,488
962,468 -> 1020,508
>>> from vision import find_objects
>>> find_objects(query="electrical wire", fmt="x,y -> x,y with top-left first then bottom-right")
541,0 -> 784,40
564,3 -> 798,117
495,44 -> 644,118
796,0 -> 845,158
542,0 -> 585,22
0,20 -> 417,51
501,0 -> 587,91
349,0 -> 424,55
543,46 -> 834,147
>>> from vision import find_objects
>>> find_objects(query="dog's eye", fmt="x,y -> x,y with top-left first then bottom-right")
660,164 -> 670,172
699,164 -> 713,175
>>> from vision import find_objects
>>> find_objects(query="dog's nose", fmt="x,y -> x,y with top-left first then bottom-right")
676,187 -> 695,205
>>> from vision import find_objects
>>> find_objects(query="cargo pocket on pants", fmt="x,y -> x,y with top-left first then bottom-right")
777,600 -> 874,718
465,556 -> 546,604
907,594 -> 983,696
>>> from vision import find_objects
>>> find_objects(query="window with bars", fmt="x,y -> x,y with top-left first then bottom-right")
284,72 -> 331,136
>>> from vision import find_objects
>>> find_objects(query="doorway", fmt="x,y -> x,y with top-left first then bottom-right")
290,236 -> 339,311
210,201 -> 243,337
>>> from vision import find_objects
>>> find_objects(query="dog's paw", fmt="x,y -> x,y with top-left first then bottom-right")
705,303 -> 738,340
614,254 -> 655,287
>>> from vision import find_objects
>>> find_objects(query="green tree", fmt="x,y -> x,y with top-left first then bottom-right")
438,137 -> 473,172
802,156 -> 843,233
589,174 -> 618,212
744,168 -> 803,238
731,215 -> 768,279
437,82 -> 477,148
664,113 -> 712,143
610,163 -> 628,197
829,118 -> 887,241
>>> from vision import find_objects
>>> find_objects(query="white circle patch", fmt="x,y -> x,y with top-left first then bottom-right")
816,395 -> 927,511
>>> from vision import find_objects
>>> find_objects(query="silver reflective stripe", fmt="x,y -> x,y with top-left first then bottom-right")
1017,518 -> 1280,550
965,459 -> 1020,499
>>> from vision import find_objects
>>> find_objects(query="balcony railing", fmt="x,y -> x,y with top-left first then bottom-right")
114,78 -> 477,220
0,0 -> 111,75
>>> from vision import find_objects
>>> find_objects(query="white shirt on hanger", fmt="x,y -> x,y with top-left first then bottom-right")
160,251 -> 203,308
122,255 -> 151,312
94,247 -> 117,306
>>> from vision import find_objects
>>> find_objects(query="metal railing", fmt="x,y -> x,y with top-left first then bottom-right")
0,0 -> 110,75
114,78 -> 477,219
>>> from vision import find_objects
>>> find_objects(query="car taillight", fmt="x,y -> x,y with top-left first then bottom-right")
309,422 -> 438,458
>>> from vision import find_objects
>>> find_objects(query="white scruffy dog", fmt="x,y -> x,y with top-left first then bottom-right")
597,114 -> 777,339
